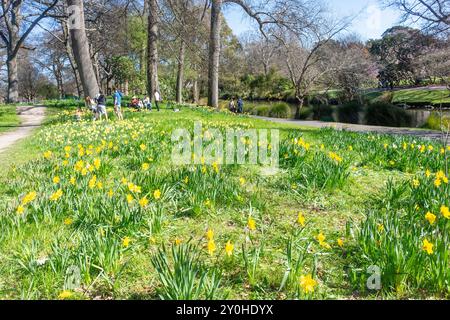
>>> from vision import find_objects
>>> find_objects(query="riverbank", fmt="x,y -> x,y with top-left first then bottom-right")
250,115 -> 447,143
231,87 -> 450,129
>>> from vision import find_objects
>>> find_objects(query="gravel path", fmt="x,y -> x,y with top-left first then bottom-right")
251,116 -> 446,142
0,106 -> 46,153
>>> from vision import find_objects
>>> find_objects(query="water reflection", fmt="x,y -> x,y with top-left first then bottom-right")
240,100 -> 449,128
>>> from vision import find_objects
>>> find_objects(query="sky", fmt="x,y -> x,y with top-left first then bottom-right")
224,0 -> 402,41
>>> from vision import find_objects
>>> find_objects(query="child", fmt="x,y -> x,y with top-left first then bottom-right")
85,96 -> 97,120
75,106 -> 82,121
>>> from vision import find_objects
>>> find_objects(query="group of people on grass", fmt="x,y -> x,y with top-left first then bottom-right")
129,91 -> 161,112
82,89 -> 162,121
229,97 -> 244,113
79,90 -> 243,121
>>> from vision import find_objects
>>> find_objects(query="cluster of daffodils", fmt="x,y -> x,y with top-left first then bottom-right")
432,170 -> 449,188
384,142 -> 449,155
328,151 -> 343,163
204,228 -> 234,257
16,191 -> 37,215
424,205 -> 449,226
316,232 -> 331,249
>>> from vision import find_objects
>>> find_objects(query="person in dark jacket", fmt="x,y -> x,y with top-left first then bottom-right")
95,92 -> 108,121
237,97 -> 244,113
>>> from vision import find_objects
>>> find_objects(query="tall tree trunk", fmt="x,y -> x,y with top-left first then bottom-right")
53,62 -> 64,99
106,77 -> 112,94
147,0 -> 159,99
7,55 -> 19,103
140,0 -> 149,78
124,80 -> 129,96
62,20 -> 82,97
92,50 -> 100,85
176,40 -> 185,104
140,44 -> 146,79
2,0 -> 58,103
208,0 -> 222,108
6,3 -> 20,103
193,77 -> 199,104
71,61 -> 82,97
67,0 -> 99,98
295,97 -> 304,120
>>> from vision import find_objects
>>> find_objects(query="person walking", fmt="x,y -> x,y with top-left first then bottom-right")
237,97 -> 244,113
154,90 -> 161,111
229,98 -> 236,113
95,92 -> 108,121
112,87 -> 124,120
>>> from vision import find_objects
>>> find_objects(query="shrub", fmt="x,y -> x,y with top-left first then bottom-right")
312,105 -> 334,122
44,99 -> 84,109
298,107 -> 313,120
378,91 -> 394,103
337,101 -> 361,124
423,112 -> 450,131
365,102 -> 412,127
254,105 -> 270,117
268,102 -> 291,118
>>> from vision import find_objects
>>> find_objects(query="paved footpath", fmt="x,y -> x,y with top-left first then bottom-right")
251,116 -> 446,142
0,106 -> 46,154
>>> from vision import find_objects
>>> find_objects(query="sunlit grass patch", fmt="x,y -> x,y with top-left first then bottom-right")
0,105 -> 448,299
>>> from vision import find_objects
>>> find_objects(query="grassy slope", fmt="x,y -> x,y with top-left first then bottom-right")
0,105 -> 20,134
0,104 -> 445,300
391,89 -> 450,105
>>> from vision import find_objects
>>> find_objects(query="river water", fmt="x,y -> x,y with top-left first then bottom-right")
238,100 -> 449,128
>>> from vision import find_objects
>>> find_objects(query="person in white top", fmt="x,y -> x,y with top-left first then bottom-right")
143,96 -> 152,111
154,90 -> 161,111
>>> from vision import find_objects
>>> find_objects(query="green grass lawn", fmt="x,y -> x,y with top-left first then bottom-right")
364,88 -> 450,106
392,89 -> 450,105
0,105 -> 20,134
0,104 -> 448,300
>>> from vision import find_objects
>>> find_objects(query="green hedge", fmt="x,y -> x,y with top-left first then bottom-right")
312,105 -> 334,122
247,102 -> 291,118
337,101 -> 361,124
268,102 -> 291,118
365,102 -> 412,127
